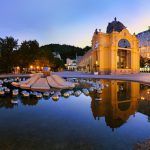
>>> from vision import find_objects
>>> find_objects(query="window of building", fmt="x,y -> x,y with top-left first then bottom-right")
118,39 -> 131,48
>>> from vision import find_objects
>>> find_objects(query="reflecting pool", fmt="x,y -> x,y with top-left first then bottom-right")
0,79 -> 150,150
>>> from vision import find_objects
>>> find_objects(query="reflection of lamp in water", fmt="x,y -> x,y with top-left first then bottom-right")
141,96 -> 145,100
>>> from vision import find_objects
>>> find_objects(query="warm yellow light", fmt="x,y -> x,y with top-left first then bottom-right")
30,65 -> 33,69
96,61 -> 98,65
141,96 -> 145,100
17,66 -> 20,70
36,66 -> 39,69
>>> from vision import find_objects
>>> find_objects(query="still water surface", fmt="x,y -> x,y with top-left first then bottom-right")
0,79 -> 150,150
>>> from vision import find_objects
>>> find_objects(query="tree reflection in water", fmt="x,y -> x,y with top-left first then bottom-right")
21,98 -> 39,106
0,97 -> 18,109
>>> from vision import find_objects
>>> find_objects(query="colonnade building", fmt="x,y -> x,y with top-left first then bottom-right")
136,27 -> 150,59
77,18 -> 140,74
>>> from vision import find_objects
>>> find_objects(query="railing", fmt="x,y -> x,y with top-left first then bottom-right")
140,68 -> 150,73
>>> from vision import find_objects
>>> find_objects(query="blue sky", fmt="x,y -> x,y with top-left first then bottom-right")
0,0 -> 149,47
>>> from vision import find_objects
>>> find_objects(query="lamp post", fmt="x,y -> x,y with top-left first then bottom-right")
16,66 -> 20,74
87,64 -> 90,72
36,66 -> 39,70
30,65 -> 34,73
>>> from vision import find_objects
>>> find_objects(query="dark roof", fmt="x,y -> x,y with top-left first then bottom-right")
137,28 -> 150,36
106,18 -> 126,34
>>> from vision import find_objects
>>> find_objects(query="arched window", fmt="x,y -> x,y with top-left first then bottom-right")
118,102 -> 131,111
118,39 -> 131,48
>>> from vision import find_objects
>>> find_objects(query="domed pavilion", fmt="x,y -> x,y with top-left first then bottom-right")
78,18 -> 139,74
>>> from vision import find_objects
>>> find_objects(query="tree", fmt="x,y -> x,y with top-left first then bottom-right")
18,40 -> 39,69
40,44 -> 91,63
0,36 -> 18,73
0,37 -> 90,73
140,56 -> 149,67
51,58 -> 65,71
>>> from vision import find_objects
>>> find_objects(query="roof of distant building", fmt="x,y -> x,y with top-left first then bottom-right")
137,27 -> 150,36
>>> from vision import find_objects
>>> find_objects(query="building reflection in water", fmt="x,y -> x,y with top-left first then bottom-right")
0,79 -> 150,129
138,84 -> 150,121
90,80 -> 140,131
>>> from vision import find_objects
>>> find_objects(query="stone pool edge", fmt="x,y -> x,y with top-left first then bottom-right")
53,72 -> 150,86
0,72 -> 150,86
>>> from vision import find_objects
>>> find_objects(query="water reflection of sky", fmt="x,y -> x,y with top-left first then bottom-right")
0,80 -> 150,150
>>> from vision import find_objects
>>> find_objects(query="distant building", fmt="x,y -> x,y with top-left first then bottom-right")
66,58 -> 77,70
52,52 -> 61,60
65,55 -> 82,71
78,18 -> 140,74
136,27 -> 150,58
76,56 -> 82,63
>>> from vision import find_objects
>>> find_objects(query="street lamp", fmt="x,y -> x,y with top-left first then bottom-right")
30,65 -> 33,69
16,66 -> 20,74
17,66 -> 20,70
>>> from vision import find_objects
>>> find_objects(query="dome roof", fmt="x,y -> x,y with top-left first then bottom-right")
106,18 -> 126,34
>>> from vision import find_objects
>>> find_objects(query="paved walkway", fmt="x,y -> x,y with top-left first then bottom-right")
53,71 -> 150,85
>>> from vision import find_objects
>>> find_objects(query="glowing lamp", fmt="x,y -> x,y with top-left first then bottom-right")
30,65 -> 33,69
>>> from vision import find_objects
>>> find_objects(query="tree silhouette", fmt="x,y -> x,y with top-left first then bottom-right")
0,36 -> 18,73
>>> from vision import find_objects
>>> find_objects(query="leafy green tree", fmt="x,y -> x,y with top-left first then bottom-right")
147,58 -> 150,67
0,36 -> 18,73
18,40 -> 39,69
40,44 -> 91,63
0,36 -> 90,73
140,56 -> 149,67
38,46 -> 54,64
51,58 -> 65,71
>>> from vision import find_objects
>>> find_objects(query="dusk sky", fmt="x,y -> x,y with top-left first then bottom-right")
0,0 -> 150,48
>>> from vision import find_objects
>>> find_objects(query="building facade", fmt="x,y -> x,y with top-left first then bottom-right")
66,56 -> 82,71
78,18 -> 140,74
136,27 -> 150,58
66,58 -> 77,70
